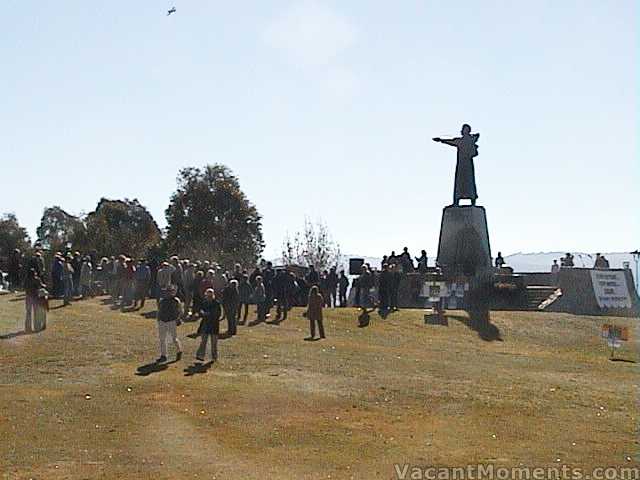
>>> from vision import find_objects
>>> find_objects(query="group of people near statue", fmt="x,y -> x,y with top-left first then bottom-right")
5,248 -> 355,364
380,247 -> 429,274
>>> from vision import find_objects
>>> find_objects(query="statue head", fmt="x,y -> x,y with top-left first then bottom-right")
461,124 -> 471,135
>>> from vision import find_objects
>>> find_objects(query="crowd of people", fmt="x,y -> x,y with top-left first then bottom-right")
3,248 -> 357,364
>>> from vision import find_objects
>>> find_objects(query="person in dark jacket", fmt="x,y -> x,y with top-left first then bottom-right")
305,265 -> 319,286
24,269 -> 44,333
326,267 -> 339,308
156,285 -> 183,363
338,270 -> 349,307
378,263 -> 392,313
222,279 -> 240,335
306,286 -> 325,340
197,288 -> 222,361
133,259 -> 151,309
389,264 -> 401,311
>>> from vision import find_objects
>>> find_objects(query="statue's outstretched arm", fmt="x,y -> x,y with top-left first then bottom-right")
433,138 -> 458,147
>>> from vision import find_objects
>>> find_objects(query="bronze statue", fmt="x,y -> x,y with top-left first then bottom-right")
434,124 -> 480,206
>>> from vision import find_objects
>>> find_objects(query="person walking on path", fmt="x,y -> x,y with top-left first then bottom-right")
196,288 -> 222,361
306,285 -> 326,340
156,285 -> 183,363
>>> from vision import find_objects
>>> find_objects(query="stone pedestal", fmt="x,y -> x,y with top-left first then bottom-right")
436,205 -> 492,277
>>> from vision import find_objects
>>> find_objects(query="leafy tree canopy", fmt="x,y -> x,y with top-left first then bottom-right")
165,165 -> 264,267
0,213 -> 31,259
85,198 -> 161,258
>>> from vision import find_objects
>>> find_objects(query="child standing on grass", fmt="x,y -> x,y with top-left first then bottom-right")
197,288 -> 222,362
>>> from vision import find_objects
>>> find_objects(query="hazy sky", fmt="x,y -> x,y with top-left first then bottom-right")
2,1 -> 638,259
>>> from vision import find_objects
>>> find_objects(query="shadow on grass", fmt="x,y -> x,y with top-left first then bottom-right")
0,330 -> 37,340
609,358 -> 637,364
9,296 -> 26,302
135,357 -> 181,376
448,309 -> 502,342
184,361 -> 214,376
141,311 -> 158,319
50,304 -> 70,310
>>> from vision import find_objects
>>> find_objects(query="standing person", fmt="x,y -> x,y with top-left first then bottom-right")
326,267 -> 339,308
551,259 -> 560,274
8,249 -> 23,292
305,265 -> 319,286
191,270 -> 205,317
494,252 -> 505,268
51,254 -> 64,298
222,279 -> 240,335
273,269 -> 291,321
253,276 -> 267,322
390,263 -> 401,311
156,285 -> 183,363
182,260 -> 195,317
34,283 -> 49,332
415,250 -> 428,273
170,256 -> 184,300
79,257 -> 93,298
338,270 -> 349,307
156,261 -> 175,307
378,264 -> 392,313
197,289 -> 222,361
306,286 -> 326,340
319,271 -> 330,307
72,252 -> 82,296
120,258 -> 136,310
237,274 -> 252,324
212,267 -> 228,300
400,247 -> 413,272
232,263 -> 243,281
24,269 -> 44,333
62,256 -> 75,306
262,261 -> 275,317
358,265 -> 374,312
249,266 -> 262,286
133,259 -> 151,309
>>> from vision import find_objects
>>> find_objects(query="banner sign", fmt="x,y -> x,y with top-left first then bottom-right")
590,271 -> 632,309
420,282 -> 447,302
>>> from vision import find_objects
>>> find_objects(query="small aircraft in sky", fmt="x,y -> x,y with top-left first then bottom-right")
167,7 -> 176,16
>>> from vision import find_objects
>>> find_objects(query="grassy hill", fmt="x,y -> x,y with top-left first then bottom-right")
0,294 -> 638,479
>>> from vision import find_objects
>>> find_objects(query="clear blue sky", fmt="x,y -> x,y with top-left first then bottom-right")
2,0 -> 638,259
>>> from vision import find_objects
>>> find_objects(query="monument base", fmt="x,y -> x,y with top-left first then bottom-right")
437,205 -> 492,277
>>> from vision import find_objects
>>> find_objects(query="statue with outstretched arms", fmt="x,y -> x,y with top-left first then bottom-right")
433,124 -> 480,206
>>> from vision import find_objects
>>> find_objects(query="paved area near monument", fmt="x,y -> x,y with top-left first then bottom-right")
1,294 -> 638,479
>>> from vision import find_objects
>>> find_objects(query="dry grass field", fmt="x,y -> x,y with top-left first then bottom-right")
0,293 -> 638,479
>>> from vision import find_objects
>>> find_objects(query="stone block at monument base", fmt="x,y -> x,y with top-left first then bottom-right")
437,205 -> 491,276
